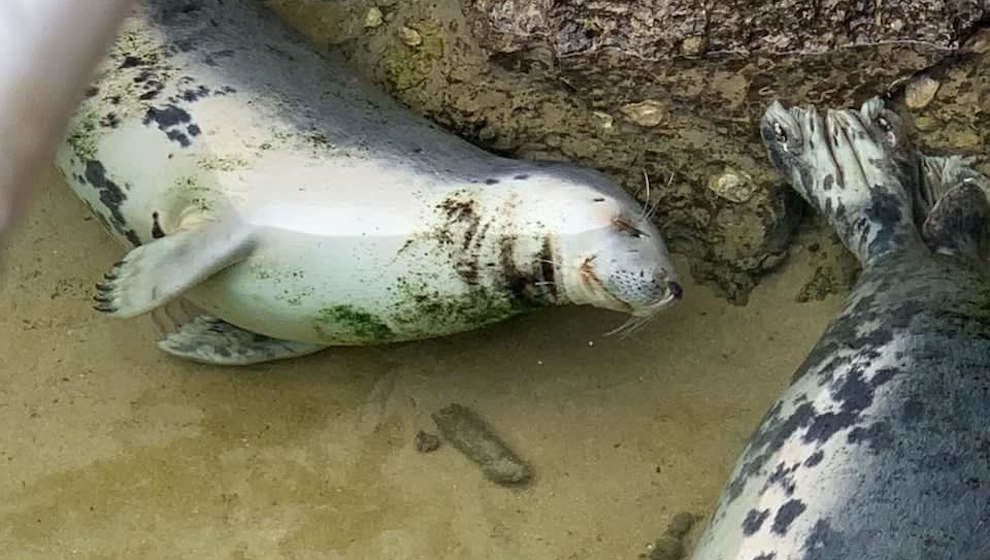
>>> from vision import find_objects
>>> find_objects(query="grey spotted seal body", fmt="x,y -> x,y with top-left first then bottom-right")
54,0 -> 681,365
691,98 -> 990,559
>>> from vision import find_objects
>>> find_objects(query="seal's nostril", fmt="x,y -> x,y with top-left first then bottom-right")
668,281 -> 683,300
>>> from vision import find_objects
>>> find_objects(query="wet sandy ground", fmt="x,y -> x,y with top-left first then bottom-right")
0,169 -> 843,559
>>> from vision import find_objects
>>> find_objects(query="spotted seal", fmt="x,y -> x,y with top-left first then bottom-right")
54,0 -> 681,365
690,97 -> 990,559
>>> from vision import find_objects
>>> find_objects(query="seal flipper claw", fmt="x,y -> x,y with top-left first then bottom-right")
93,218 -> 257,318
158,315 -> 326,366
922,181 -> 990,262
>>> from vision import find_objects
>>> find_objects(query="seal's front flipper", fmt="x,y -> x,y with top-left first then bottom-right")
922,181 -> 990,262
93,218 -> 256,318
159,315 -> 326,365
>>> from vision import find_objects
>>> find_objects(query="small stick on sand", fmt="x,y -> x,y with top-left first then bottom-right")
431,403 -> 532,485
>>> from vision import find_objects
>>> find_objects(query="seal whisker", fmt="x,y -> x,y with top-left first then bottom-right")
629,312 -> 659,336
604,314 -> 645,337
636,169 -> 652,222
645,172 -> 673,221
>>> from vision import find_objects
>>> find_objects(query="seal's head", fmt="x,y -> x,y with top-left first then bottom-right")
759,97 -> 922,264
523,163 -> 682,322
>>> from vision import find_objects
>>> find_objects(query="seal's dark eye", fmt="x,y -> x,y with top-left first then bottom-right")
773,122 -> 787,143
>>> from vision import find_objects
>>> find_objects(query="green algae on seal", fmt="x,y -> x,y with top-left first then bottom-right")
313,306 -> 394,344
56,0 -> 681,365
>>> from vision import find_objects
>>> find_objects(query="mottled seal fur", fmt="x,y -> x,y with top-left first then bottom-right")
691,97 -> 990,559
54,0 -> 681,365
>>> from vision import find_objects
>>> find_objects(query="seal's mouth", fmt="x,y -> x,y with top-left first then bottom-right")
604,288 -> 681,337
626,280 -> 682,316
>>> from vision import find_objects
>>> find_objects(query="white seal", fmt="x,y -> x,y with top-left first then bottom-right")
55,0 -> 681,365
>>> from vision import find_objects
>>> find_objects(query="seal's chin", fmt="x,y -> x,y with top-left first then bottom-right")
627,281 -> 683,316
601,288 -> 681,337
595,279 -> 682,322
628,290 -> 681,317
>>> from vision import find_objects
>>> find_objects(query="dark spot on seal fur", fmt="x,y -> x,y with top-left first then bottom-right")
497,235 -> 557,305
801,519 -> 845,558
143,105 -> 192,129
870,367 -> 898,387
187,124 -> 201,137
803,450 -> 824,467
753,554 -> 776,560
82,160 -> 140,247
791,293 -> 899,384
143,105 -> 197,147
100,113 -> 120,128
485,178 -> 499,185
847,420 -> 894,451
863,190 -> 904,257
499,235 -> 525,299
742,508 -> 770,536
437,195 -> 481,285
771,499 -> 806,535
802,365 -> 893,446
180,86 -> 212,103
84,86 -> 99,98
133,70 -> 154,83
724,401 -> 815,502
538,237 -> 557,299
513,174 -> 529,180
762,461 -> 798,496
166,130 -> 191,148
593,197 -> 605,202
151,212 -> 165,239
119,55 -> 144,69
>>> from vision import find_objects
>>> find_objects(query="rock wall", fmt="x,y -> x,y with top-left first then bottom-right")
266,0 -> 989,302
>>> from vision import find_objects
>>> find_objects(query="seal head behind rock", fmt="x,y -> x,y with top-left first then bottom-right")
56,0 -> 680,365
691,97 -> 990,559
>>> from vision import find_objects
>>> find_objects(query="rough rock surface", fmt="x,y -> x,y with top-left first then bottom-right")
266,0 -> 990,302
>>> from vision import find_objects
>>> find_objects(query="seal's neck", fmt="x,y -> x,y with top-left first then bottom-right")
823,187 -> 927,267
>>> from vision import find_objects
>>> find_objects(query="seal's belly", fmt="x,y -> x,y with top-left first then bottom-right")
182,225 -> 528,345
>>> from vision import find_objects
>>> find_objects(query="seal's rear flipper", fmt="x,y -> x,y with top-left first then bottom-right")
922,181 -> 990,262
158,315 -> 326,365
93,218 -> 256,318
